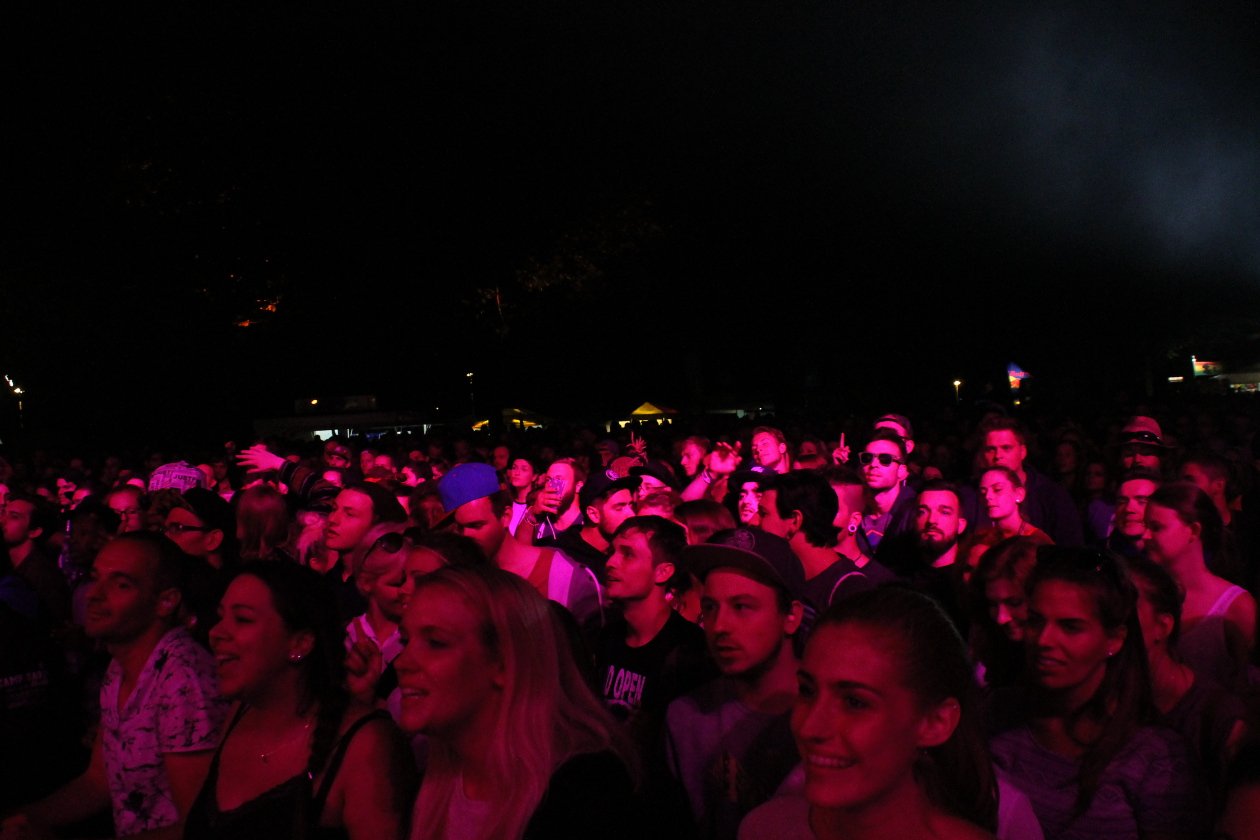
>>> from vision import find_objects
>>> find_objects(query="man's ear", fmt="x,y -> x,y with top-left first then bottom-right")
916,697 -> 961,748
585,504 -> 601,526
957,516 -> 968,535
156,587 -> 183,621
846,511 -> 862,533
653,561 -> 676,586
785,510 -> 804,541
205,528 -> 224,553
783,600 -> 805,636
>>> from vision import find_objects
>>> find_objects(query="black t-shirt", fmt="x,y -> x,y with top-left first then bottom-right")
524,751 -> 641,840
556,527 -> 611,583
802,555 -> 874,614
596,610 -> 715,751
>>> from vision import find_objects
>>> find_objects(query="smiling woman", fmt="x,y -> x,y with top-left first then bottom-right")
184,563 -> 416,840
740,587 -> 997,840
397,565 -> 639,840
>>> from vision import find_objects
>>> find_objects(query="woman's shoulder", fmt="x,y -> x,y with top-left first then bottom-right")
1222,584 -> 1256,618
333,702 -> 402,751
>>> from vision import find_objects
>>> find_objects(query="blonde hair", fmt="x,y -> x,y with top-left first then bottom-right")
408,566 -> 634,840
348,521 -> 406,591
352,522 -> 409,599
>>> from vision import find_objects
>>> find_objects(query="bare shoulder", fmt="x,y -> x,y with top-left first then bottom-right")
336,702 -> 405,757
1225,587 -> 1257,629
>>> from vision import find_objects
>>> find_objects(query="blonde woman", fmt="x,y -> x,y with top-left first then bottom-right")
396,565 -> 639,840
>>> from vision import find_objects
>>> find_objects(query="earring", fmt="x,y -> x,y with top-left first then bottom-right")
847,523 -> 858,535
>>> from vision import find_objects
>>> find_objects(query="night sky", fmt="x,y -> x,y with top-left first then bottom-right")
4,3 -> 1259,449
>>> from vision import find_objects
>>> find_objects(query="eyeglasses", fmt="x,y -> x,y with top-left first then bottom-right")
858,452 -> 902,467
163,522 -> 212,535
1120,431 -> 1164,446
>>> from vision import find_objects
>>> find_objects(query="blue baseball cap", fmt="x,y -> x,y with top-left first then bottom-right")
438,463 -> 501,516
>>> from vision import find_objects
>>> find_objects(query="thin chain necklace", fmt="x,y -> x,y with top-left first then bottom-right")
250,710 -> 315,764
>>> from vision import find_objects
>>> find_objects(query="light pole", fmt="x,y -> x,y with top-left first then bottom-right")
952,379 -> 962,404
4,375 -> 24,430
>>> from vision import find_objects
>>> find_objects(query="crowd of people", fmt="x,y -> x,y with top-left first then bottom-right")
3,399 -> 1260,839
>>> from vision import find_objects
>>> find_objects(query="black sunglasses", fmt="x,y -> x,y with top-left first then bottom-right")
1120,432 -> 1164,447
858,452 -> 902,467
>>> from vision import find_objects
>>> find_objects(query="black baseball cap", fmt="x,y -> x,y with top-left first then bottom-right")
685,526 -> 806,601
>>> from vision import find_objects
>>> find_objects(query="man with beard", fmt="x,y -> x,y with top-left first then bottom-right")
915,480 -> 969,570
552,469 -> 639,583
905,480 -> 972,639
728,465 -> 777,527
521,457 -> 586,545
1118,415 -> 1173,475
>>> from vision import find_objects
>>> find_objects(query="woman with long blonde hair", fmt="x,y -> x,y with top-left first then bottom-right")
396,565 -> 638,840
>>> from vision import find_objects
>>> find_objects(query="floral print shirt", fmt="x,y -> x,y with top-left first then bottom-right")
99,627 -> 227,836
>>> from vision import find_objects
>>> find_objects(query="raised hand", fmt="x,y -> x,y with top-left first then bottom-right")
627,431 -> 648,463
236,444 -> 285,474
706,441 -> 741,476
345,638 -> 383,705
832,432 -> 851,465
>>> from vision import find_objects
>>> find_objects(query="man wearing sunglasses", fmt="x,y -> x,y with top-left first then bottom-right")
1118,415 -> 1172,475
854,429 -> 920,573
